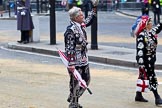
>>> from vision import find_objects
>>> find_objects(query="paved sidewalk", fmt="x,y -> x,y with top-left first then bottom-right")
118,10 -> 146,18
4,10 -> 162,69
7,39 -> 162,70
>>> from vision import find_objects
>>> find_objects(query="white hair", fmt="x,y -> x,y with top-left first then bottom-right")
68,6 -> 81,20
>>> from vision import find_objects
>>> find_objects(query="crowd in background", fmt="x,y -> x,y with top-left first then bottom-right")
61,0 -> 93,18
141,0 -> 162,25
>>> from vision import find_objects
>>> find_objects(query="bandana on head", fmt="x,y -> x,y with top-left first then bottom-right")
131,15 -> 150,37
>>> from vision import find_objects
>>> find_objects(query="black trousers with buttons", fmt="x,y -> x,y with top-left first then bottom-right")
68,64 -> 90,103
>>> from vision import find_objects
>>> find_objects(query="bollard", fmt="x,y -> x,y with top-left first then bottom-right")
31,15 -> 40,42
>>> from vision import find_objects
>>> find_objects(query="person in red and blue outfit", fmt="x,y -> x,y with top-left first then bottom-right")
134,15 -> 162,106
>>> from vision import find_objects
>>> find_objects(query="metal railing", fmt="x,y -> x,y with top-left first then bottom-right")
1,0 -> 142,14
53,1 -> 142,11
119,2 -> 141,10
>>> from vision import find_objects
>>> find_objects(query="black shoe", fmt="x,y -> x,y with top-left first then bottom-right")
23,41 -> 29,44
135,92 -> 148,102
17,40 -> 23,43
155,96 -> 162,106
69,103 -> 82,108
135,96 -> 148,102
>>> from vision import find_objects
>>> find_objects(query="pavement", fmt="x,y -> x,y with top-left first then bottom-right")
2,10 -> 162,69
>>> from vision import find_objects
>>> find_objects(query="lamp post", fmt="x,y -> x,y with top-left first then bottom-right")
91,8 -> 98,49
36,0 -> 40,13
0,0 -> 2,17
49,0 -> 56,45
0,0 -> 2,5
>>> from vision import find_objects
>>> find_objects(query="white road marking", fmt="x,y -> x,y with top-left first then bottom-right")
0,46 -> 60,58
1,46 -> 162,73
